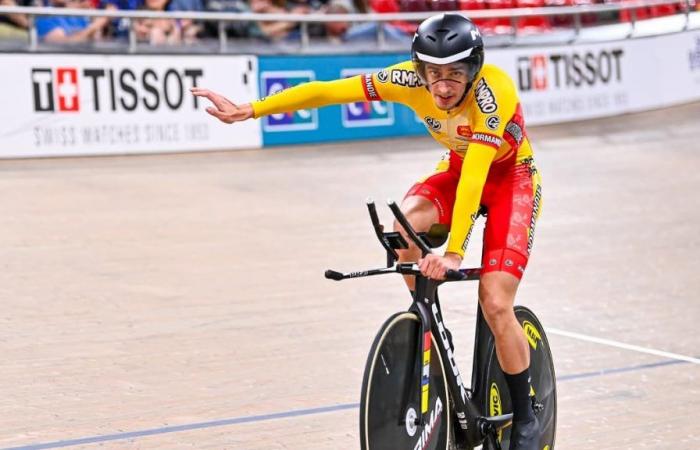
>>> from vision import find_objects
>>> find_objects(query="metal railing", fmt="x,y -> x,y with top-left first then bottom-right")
0,0 -> 696,53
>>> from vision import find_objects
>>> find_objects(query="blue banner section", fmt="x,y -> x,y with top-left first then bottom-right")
258,54 -> 428,146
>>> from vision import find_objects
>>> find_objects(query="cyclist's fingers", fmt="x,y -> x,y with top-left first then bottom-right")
206,107 -> 230,122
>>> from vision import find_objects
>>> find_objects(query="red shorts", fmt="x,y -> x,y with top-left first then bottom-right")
405,151 -> 542,280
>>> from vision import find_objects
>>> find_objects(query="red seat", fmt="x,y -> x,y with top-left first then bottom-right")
515,0 -> 552,32
459,0 -> 492,31
618,0 -> 650,22
485,0 -> 516,34
649,3 -> 677,17
369,0 -> 418,34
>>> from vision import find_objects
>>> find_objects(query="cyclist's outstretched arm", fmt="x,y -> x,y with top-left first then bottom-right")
190,76 -> 369,124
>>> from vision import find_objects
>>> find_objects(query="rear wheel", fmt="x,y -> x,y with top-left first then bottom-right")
483,306 -> 557,449
360,312 -> 452,450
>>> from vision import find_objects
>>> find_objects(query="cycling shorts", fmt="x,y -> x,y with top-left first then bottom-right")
405,151 -> 542,280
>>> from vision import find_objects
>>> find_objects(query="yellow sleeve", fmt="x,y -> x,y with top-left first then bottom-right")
445,143 -> 496,257
445,68 -> 520,258
251,76 -> 367,118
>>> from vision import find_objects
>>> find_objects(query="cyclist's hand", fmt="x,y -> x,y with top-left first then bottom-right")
190,87 -> 254,123
418,253 -> 462,280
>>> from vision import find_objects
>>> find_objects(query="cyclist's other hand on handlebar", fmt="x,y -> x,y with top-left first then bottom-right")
190,87 -> 254,124
418,253 -> 462,280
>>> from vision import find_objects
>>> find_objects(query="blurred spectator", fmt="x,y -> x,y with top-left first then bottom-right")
100,0 -> 141,39
134,0 -> 198,44
322,0 -> 410,42
0,0 -> 31,39
36,0 -> 110,43
167,0 -> 205,41
249,0 -> 310,40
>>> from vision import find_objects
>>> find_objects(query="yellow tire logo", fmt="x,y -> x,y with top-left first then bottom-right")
523,321 -> 542,350
543,446 -> 550,450
489,382 -> 503,442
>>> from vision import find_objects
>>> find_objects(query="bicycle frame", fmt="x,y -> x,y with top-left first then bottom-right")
325,199 -> 513,448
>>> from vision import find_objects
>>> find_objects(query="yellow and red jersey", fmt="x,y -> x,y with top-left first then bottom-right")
252,61 -> 534,258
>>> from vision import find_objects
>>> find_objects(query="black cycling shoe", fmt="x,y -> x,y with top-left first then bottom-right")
509,416 -> 540,450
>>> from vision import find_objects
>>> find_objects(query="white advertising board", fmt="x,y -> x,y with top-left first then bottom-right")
487,30 -> 700,126
0,54 -> 261,158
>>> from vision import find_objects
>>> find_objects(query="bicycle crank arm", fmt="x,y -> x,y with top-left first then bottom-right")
477,413 -> 513,435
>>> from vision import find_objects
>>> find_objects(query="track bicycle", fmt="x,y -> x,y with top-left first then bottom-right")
325,200 -> 556,450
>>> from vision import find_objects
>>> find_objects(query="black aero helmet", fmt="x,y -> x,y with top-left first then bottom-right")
411,13 -> 485,87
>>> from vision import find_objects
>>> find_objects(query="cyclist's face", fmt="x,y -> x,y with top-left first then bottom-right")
425,63 -> 469,110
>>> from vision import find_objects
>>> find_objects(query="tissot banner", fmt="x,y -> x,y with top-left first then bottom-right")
487,30 -> 700,125
0,54 -> 261,157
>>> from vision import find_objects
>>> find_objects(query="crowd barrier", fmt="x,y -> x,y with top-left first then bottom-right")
2,27 -> 699,157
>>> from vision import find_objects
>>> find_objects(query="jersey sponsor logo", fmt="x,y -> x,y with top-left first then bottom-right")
424,116 -> 442,132
457,125 -> 472,138
527,183 -> 542,254
485,115 -> 500,131
391,69 -> 423,87
376,69 -> 389,83
690,37 -> 700,71
517,49 -> 624,91
474,78 -> 497,114
342,69 -> 393,127
361,73 -> 381,101
471,132 -> 502,148
505,121 -> 524,146
30,66 -> 204,113
461,210 -> 479,254
261,70 -> 318,132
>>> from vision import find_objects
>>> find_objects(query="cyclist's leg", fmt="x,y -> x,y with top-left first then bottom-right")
395,153 -> 459,291
478,158 -> 542,438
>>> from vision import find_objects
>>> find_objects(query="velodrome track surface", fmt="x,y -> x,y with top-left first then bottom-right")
1,102 -> 699,450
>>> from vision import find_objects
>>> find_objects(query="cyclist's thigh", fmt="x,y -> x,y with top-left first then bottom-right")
401,152 -> 461,228
481,159 -> 542,280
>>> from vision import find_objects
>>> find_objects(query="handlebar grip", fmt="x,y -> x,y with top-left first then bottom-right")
445,269 -> 466,281
325,269 -> 344,281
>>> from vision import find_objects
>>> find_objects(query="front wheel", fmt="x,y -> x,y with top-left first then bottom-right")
360,312 -> 452,450
483,306 -> 557,450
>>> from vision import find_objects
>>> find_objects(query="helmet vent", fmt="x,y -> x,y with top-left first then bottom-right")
426,35 -> 437,42
447,33 -> 459,41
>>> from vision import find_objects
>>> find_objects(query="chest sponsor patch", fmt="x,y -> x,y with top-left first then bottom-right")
505,121 -> 524,146
486,115 -> 500,131
376,69 -> 389,83
425,116 -> 442,131
457,125 -> 472,138
475,78 -> 498,114
391,69 -> 423,87
471,132 -> 503,149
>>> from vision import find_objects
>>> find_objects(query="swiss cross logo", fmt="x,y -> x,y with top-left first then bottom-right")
31,67 -> 80,112
56,68 -> 79,112
517,55 -> 547,92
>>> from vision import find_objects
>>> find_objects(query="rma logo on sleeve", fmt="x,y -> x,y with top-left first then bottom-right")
340,69 -> 394,128
260,71 -> 318,132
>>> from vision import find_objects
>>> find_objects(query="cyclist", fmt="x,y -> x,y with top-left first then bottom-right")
192,13 -> 542,449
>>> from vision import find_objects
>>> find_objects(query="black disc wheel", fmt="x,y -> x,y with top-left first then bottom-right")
483,306 -> 557,450
360,312 -> 452,450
